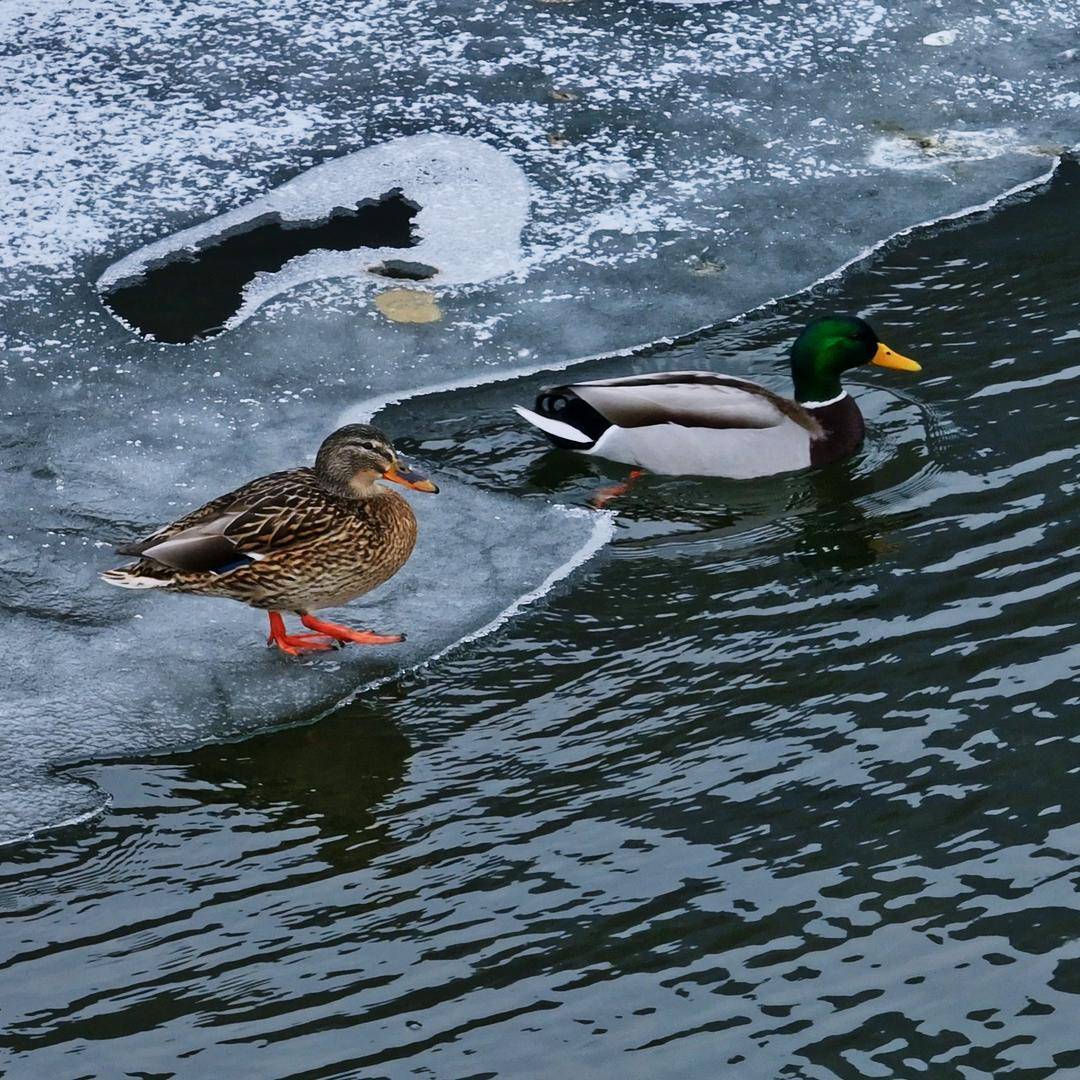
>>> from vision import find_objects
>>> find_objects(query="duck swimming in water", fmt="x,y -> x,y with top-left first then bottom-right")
514,315 -> 921,479
102,424 -> 438,655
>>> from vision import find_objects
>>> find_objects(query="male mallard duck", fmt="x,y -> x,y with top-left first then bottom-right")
102,424 -> 438,655
513,315 -> 921,479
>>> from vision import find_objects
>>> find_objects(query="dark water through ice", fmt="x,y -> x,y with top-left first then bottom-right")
1,167 -> 1079,1077
101,191 -> 421,343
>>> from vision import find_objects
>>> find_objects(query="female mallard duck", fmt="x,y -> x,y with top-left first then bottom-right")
102,424 -> 438,655
514,315 -> 921,478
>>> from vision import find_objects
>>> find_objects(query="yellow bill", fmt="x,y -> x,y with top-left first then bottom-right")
872,342 -> 922,372
382,463 -> 439,493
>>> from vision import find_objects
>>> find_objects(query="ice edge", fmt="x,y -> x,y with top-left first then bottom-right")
341,155 -> 1062,424
0,505 -> 612,851
438,505 -> 615,654
0,788 -> 112,852
320,504 -> 615,713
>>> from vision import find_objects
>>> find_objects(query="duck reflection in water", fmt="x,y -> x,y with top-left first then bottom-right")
175,701 -> 411,873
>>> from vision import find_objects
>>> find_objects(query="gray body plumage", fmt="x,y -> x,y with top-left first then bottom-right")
590,414 -> 813,477
516,371 -> 840,479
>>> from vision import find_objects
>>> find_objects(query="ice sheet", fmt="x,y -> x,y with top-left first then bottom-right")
2,0 -> 1079,841
2,483 -> 610,844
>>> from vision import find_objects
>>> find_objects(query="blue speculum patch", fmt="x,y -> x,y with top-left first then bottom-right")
209,554 -> 257,576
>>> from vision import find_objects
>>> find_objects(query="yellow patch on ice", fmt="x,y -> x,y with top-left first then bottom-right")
374,289 -> 442,324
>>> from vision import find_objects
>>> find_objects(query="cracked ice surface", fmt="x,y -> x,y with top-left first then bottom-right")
2,0 -> 1079,840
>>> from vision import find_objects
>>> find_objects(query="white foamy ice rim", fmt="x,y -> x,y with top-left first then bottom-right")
96,133 -> 530,331
338,155 -> 1062,429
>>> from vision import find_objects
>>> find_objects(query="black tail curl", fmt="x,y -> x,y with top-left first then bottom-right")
533,387 -> 610,448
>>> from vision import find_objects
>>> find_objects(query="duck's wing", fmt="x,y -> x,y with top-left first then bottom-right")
571,372 -> 821,435
115,469 -> 342,573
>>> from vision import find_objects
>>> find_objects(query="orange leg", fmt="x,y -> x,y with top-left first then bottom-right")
266,611 -> 340,656
591,469 -> 646,509
300,613 -> 405,646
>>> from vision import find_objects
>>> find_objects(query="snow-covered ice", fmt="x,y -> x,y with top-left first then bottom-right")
98,134 -> 530,338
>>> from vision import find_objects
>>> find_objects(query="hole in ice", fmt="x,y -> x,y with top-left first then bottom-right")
368,259 -> 439,281
101,190 -> 420,343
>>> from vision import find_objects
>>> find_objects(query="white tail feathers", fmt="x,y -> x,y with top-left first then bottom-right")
513,404 -> 593,444
100,569 -> 170,590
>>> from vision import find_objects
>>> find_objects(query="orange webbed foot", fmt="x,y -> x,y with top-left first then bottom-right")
300,613 -> 405,646
591,469 -> 646,509
270,633 -> 341,655
267,612 -> 342,656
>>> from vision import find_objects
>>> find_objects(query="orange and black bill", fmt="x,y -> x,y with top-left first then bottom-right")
871,342 -> 922,372
382,463 -> 439,493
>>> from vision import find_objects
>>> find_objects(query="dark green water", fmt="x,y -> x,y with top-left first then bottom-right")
2,167 -> 1079,1078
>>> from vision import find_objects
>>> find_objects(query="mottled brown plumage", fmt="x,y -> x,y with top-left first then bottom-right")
102,425 -> 438,655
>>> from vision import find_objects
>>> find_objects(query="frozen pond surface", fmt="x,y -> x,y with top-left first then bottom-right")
2,3 -> 1079,838
2,0 -> 1080,1074
97,134 -> 530,340
3,483 -> 609,843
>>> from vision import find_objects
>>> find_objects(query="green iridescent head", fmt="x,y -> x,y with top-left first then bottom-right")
789,314 -> 920,403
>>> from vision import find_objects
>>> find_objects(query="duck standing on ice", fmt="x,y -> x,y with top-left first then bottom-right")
103,424 -> 438,655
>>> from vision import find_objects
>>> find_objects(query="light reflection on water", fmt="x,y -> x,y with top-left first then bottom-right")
2,168 -> 1079,1077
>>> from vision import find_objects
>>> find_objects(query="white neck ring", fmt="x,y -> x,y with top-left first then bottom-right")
799,391 -> 848,410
